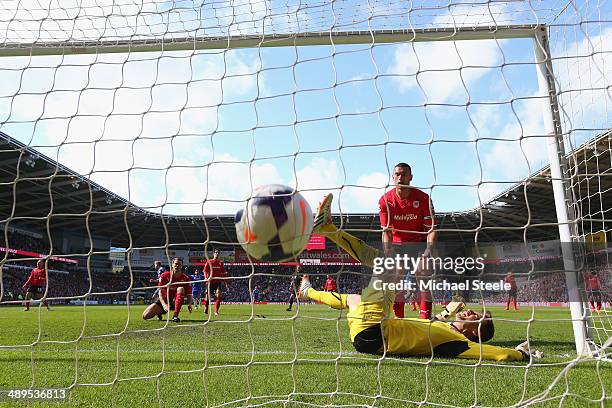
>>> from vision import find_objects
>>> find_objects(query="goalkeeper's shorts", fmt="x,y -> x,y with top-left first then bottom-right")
353,324 -> 384,354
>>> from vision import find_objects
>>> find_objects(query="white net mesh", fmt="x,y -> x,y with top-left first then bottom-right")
549,2 -> 611,361
0,0 -> 610,406
0,0 -> 574,44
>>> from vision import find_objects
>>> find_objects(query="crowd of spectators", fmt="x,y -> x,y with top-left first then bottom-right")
218,264 -> 365,302
481,258 -> 611,304
0,231 -> 609,307
1,230 -> 51,254
1,262 -> 151,303
2,258 -> 610,306
1,262 -> 368,304
483,273 -> 569,303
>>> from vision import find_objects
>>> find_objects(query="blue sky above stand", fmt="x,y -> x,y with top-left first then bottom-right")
0,0 -> 609,216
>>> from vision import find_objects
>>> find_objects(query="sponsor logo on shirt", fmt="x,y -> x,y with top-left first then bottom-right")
394,214 -> 418,221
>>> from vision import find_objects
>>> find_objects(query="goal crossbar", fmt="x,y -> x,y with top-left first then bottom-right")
0,25 -> 540,57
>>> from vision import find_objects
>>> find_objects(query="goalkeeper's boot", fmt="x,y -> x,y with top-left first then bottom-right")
297,275 -> 312,300
313,194 -> 333,233
172,316 -> 181,323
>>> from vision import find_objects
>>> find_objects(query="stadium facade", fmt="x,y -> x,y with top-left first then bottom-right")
0,129 -> 610,271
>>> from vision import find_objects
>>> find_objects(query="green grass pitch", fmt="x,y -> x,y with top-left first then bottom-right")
0,304 -> 609,407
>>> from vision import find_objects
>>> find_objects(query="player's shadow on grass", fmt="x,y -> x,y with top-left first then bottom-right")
169,319 -> 223,323
493,340 -> 575,348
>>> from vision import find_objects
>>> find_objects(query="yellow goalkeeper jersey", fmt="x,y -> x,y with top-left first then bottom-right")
346,300 -> 524,361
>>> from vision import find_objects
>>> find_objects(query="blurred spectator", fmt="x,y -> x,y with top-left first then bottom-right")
1,230 -> 51,254
0,254 -> 608,306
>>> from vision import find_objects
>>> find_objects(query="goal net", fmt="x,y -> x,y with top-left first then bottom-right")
0,0 -> 610,406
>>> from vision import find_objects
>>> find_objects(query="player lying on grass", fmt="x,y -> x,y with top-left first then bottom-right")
142,258 -> 193,322
308,194 -> 542,361
298,275 -> 542,361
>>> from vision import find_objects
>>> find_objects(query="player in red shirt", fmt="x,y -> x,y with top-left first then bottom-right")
203,249 -> 228,316
22,260 -> 50,311
379,163 -> 437,319
323,275 -> 337,292
584,271 -> 602,312
142,257 -> 193,322
504,271 -> 518,311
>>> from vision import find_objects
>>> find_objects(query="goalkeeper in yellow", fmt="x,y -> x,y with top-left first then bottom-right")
302,194 -> 543,362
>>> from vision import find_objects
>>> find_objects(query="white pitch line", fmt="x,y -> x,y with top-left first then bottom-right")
0,348 -> 580,359
2,348 -> 358,356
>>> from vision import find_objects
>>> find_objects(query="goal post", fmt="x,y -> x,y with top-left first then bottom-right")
533,26 -> 593,357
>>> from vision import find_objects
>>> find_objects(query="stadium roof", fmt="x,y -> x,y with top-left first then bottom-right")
0,130 -> 610,249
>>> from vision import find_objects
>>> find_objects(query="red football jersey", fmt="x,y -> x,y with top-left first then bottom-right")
379,188 -> 436,243
158,271 -> 193,299
585,273 -> 600,290
504,275 -> 517,290
204,259 -> 227,284
24,267 -> 46,287
324,277 -> 337,292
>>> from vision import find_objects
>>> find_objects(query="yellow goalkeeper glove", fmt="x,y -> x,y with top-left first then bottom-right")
515,341 -> 544,360
439,300 -> 465,320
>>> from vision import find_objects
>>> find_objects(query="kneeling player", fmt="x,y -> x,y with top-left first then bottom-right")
143,258 -> 193,322
297,275 -> 542,361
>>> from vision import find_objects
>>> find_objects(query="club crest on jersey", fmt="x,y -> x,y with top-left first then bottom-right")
413,200 -> 420,208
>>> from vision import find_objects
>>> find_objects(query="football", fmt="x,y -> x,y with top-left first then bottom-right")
235,185 -> 314,262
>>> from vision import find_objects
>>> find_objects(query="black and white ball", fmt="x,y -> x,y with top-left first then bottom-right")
235,185 -> 313,262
